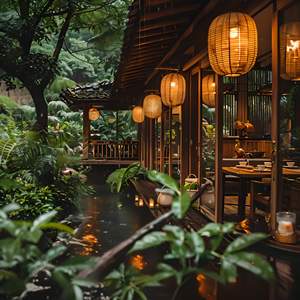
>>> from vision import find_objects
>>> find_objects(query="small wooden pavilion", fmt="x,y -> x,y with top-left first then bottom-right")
61,81 -> 139,165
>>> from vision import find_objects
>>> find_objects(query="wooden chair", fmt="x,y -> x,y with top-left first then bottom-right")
249,179 -> 271,218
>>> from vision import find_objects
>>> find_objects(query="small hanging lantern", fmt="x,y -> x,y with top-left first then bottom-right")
132,106 -> 144,123
89,108 -> 100,121
160,73 -> 186,107
202,74 -> 216,107
143,94 -> 162,119
208,12 -> 258,77
280,22 -> 300,81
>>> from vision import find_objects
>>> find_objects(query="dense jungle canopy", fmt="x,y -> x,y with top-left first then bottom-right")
0,0 -> 131,131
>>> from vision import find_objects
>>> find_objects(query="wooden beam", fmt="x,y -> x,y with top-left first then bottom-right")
145,0 -> 219,85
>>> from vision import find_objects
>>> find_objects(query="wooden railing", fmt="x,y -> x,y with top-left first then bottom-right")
89,140 -> 139,160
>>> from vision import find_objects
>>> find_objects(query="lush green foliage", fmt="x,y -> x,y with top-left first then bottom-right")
0,103 -> 92,220
0,0 -> 131,130
107,163 -> 146,193
0,204 -> 97,299
91,110 -> 138,141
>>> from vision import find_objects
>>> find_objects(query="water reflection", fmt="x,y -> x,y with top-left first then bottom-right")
130,254 -> 147,271
196,274 -> 217,300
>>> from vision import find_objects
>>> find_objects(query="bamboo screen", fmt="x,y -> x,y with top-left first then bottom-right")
247,69 -> 272,137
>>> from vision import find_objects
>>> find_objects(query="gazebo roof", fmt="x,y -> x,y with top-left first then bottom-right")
60,81 -> 116,110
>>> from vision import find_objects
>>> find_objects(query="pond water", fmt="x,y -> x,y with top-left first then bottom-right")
72,166 -> 300,300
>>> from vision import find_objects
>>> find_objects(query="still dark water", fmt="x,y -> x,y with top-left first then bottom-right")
72,167 -> 300,300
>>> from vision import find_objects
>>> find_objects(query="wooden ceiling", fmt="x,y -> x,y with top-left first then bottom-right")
113,0 -> 209,96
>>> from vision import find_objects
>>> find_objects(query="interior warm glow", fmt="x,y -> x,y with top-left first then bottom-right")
170,81 -> 176,87
287,40 -> 300,53
230,27 -> 239,39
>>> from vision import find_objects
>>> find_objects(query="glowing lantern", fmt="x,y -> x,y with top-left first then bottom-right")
89,108 -> 100,121
160,73 -> 186,107
202,74 -> 216,107
208,12 -> 258,76
280,22 -> 300,81
132,106 -> 144,123
143,94 -> 162,119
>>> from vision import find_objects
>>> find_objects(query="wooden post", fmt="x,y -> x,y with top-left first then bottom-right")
198,69 -> 203,183
215,74 -> 224,223
160,109 -> 165,172
168,108 -> 173,176
180,72 -> 190,185
83,108 -> 90,160
271,1 -> 282,231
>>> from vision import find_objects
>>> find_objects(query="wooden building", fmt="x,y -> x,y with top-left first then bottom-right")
110,0 -> 300,251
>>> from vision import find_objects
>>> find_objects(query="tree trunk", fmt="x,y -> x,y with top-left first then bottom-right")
28,85 -> 48,132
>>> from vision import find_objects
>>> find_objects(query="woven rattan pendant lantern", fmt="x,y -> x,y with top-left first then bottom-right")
160,73 -> 186,107
280,22 -> 300,81
89,108 -> 100,121
202,75 -> 216,107
143,94 -> 162,119
208,12 -> 258,77
132,106 -> 144,123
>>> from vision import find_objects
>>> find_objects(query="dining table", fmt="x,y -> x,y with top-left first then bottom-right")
222,166 -> 300,220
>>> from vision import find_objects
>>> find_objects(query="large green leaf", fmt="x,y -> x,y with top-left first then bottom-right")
147,170 -> 180,194
32,211 -> 57,230
130,231 -> 168,253
225,233 -> 267,254
40,222 -> 74,235
171,190 -> 191,219
220,259 -> 238,283
224,252 -> 275,281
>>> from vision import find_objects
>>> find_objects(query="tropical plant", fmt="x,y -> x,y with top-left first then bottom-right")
0,204 -> 97,299
106,163 -> 146,193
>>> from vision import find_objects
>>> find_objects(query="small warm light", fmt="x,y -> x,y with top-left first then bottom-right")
287,40 -> 300,52
138,199 -> 144,207
160,73 -> 186,107
149,198 -> 155,208
130,254 -> 147,270
143,94 -> 162,119
132,106 -> 144,123
275,211 -> 296,244
89,108 -> 100,121
230,27 -> 239,39
280,22 -> 300,80
82,234 -> 98,244
196,273 -> 216,299
135,195 -> 139,201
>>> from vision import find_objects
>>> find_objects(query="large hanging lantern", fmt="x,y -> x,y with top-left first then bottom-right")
160,73 -> 186,107
280,22 -> 300,81
208,12 -> 258,77
143,94 -> 162,119
132,106 -> 144,123
202,74 -> 216,107
89,108 -> 100,121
